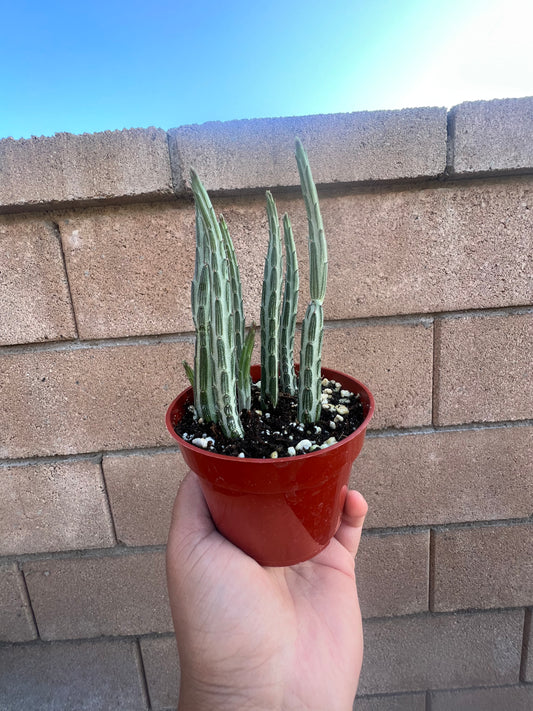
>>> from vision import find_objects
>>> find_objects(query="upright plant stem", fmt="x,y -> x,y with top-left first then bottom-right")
295,138 -> 328,423
260,191 -> 283,409
191,169 -> 244,439
279,213 -> 299,395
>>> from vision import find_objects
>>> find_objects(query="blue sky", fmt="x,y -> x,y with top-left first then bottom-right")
2,0 -> 532,139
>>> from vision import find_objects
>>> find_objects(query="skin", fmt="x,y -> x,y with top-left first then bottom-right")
166,472 -> 368,711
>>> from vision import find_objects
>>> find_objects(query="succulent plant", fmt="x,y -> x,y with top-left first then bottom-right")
186,139 -> 327,440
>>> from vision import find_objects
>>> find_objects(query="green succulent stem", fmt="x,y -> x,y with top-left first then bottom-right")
295,139 -> 328,423
279,213 -> 299,395
190,169 -> 244,439
219,214 -> 244,370
298,300 -> 324,423
238,322 -> 256,411
260,191 -> 283,409
182,360 -> 194,387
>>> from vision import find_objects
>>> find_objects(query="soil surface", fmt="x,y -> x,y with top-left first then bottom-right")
174,377 -> 365,458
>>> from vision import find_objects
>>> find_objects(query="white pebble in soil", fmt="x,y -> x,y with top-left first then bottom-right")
295,439 -> 314,451
287,446 -> 296,456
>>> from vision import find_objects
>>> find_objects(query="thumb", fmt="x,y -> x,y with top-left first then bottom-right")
334,489 -> 368,558
167,471 -> 216,550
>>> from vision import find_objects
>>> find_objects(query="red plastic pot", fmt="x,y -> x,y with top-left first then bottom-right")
166,365 -> 374,566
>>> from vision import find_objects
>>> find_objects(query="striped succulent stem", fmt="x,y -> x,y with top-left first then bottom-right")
237,322 -> 256,411
182,360 -> 194,387
279,213 -> 299,395
219,214 -> 245,370
260,191 -> 283,409
190,169 -> 244,439
295,138 -> 328,423
190,207 -> 216,422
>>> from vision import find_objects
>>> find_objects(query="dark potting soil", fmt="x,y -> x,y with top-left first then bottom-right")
174,378 -> 365,459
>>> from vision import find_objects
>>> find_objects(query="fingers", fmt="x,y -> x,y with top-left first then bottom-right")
168,471 -> 215,548
334,489 -> 368,558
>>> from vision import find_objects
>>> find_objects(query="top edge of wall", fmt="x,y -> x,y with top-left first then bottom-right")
1,98 -> 532,211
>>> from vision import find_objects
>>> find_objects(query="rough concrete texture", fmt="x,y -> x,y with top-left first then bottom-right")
0,564 -> 36,642
201,179 -> 532,325
168,108 -> 447,192
0,127 -> 173,209
0,216 -> 77,345
358,610 -> 523,695
357,532 -> 429,618
354,693 -> 426,711
0,639 -> 146,710
23,551 -> 172,640
321,322 -> 433,430
450,97 -> 533,175
56,203 -> 196,339
103,451 -> 187,546
140,636 -> 180,711
352,426 -> 533,529
430,685 -> 533,711
0,341 -> 194,459
432,523 -> 533,612
435,313 -> 533,425
0,460 -> 114,555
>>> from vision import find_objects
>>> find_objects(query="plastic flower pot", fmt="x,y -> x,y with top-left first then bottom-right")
166,365 -> 374,566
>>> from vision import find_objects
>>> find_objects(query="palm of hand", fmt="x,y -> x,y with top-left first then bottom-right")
167,474 -> 366,711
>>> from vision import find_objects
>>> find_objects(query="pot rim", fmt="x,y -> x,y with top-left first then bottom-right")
166,365 -> 375,464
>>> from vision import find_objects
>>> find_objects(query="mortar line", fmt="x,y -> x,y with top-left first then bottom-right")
49,219 -> 81,338
2,419 -> 532,469
98,459 -> 119,546
134,637 -> 153,710
428,529 -> 437,613
431,315 -> 441,427
18,563 -> 41,640
520,607 -> 532,682
1,305 -> 532,357
1,167 -> 532,219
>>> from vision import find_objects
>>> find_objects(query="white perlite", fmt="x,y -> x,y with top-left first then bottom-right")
287,446 -> 296,456
295,439 -> 313,451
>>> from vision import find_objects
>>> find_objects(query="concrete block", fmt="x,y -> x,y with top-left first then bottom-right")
23,551 -> 172,639
357,532 -> 429,618
0,564 -> 36,642
0,216 -> 76,345
0,127 -> 173,209
0,460 -> 114,555
168,108 -> 447,192
352,426 -> 533,529
358,610 -> 523,695
435,313 -> 533,426
103,451 -> 187,546
140,635 -> 180,710
321,322 -> 434,430
354,693 -> 426,711
0,639 -> 146,710
192,178 -> 533,324
430,685 -> 533,711
432,523 -> 533,612
450,97 -> 533,175
56,203 -> 195,339
0,341 -> 193,459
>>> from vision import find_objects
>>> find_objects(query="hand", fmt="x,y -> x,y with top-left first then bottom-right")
166,472 -> 368,711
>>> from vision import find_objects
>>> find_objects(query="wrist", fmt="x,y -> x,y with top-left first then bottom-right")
178,673 -> 278,711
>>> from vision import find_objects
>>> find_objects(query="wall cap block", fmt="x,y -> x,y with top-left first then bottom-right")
0,127 -> 174,211
168,107 -> 448,193
449,96 -> 533,175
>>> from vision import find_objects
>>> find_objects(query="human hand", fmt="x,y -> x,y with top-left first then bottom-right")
166,472 -> 368,711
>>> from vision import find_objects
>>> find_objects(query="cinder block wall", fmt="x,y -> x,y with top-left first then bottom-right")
1,97 -> 532,711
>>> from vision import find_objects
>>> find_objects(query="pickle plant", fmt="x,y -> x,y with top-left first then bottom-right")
187,138 -> 328,439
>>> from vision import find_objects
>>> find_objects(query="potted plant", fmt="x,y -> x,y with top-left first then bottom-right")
166,139 -> 374,566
